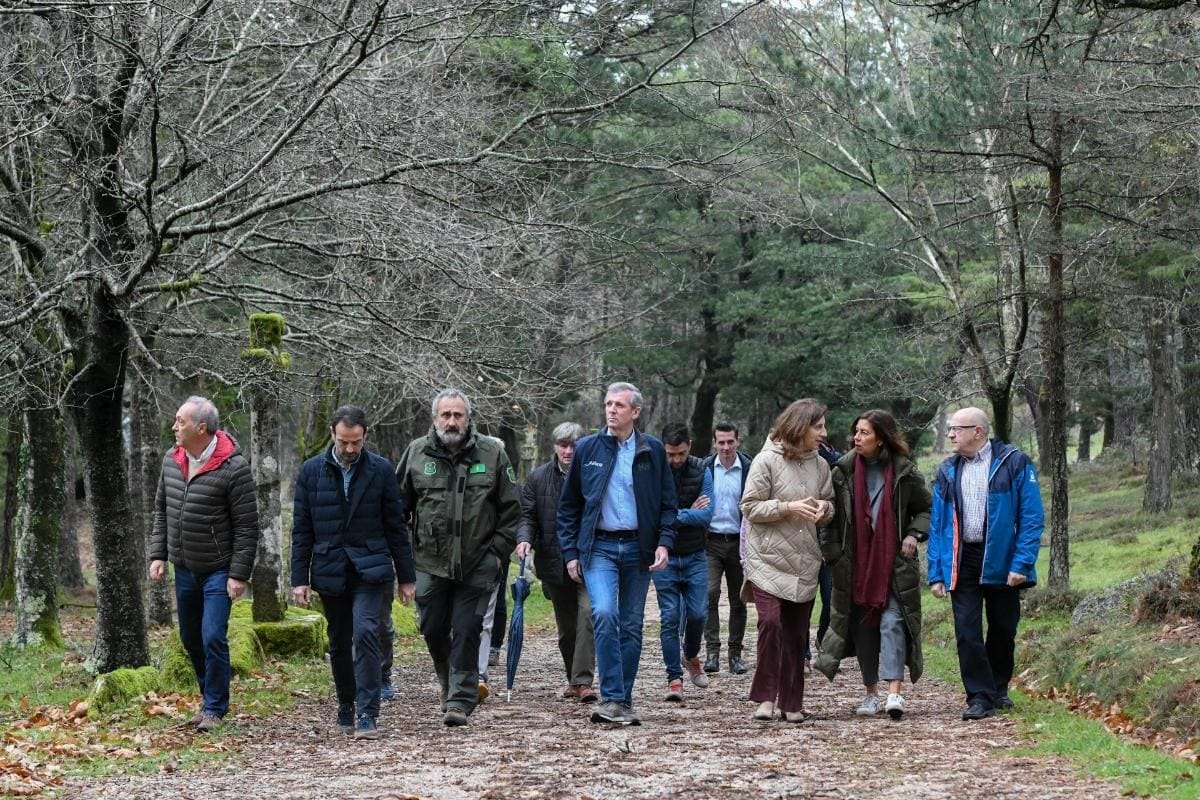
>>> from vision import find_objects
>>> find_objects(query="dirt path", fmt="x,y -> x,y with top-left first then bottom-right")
65,590 -> 1122,800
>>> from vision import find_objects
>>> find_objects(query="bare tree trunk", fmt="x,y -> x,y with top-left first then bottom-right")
1143,298 -> 1175,513
1107,342 -> 1138,456
1022,376 -> 1049,472
57,419 -> 85,589
1179,295 -> 1200,472
129,369 -> 172,626
248,314 -> 287,622
933,407 -> 947,454
13,403 -> 65,647
250,395 -> 286,622
69,287 -> 149,671
0,413 -> 19,597
986,381 -> 1016,443
1044,117 -> 1070,593
1076,412 -> 1095,464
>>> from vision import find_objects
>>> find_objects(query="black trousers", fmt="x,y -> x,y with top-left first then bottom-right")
320,580 -> 390,719
704,534 -> 746,658
949,581 -> 1021,708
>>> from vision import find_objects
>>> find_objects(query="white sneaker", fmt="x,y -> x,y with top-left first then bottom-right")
753,701 -> 776,721
855,694 -> 881,716
885,693 -> 905,719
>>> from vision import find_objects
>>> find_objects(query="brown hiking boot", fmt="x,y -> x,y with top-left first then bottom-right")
196,713 -> 223,732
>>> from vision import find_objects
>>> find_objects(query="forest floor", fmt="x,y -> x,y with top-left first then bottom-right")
61,591 -> 1126,800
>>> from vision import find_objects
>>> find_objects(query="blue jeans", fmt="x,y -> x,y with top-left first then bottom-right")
321,580 -> 390,719
582,536 -> 652,706
652,551 -> 708,680
174,566 -> 232,718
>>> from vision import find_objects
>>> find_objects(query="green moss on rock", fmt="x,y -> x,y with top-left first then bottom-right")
229,622 -> 265,675
252,614 -> 327,658
160,629 -> 198,691
90,666 -> 161,712
392,599 -> 418,637
160,605 -> 266,690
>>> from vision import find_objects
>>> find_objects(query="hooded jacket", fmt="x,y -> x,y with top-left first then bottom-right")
927,440 -> 1044,590
149,430 -> 259,581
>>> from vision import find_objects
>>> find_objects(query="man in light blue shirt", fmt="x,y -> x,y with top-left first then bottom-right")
557,382 -> 676,726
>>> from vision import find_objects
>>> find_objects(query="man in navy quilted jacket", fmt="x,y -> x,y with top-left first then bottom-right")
291,405 -> 416,740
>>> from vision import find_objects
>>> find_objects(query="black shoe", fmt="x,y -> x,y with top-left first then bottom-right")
996,695 -> 1015,710
703,654 -> 720,674
336,705 -> 355,734
962,701 -> 994,720
729,656 -> 748,675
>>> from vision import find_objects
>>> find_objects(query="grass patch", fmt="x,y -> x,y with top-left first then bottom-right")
0,643 -> 94,724
1014,695 -> 1198,799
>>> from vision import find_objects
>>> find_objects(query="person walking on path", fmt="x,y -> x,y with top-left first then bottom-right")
740,399 -> 834,724
557,382 -> 676,726
149,396 -> 259,732
398,389 -> 521,727
290,405 -> 416,740
700,422 -> 753,675
656,423 -> 714,703
515,421 -> 598,702
813,410 -> 931,720
927,406 -> 1044,721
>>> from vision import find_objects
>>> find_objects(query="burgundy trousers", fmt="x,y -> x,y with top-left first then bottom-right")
749,586 -> 813,714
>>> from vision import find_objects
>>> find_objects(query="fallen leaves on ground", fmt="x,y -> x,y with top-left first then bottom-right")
1017,680 -> 1200,763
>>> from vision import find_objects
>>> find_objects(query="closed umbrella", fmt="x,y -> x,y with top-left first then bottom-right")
505,556 -> 532,701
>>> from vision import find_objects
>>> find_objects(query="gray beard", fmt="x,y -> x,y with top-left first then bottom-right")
436,427 -> 466,448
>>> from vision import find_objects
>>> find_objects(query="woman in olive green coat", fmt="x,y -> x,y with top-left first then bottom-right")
813,409 -> 931,720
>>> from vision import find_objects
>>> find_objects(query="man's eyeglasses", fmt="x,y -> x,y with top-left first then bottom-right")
947,425 -> 978,432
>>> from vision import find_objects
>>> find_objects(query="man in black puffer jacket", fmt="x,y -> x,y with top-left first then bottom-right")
290,405 -> 416,741
149,396 -> 259,732
515,421 -> 596,702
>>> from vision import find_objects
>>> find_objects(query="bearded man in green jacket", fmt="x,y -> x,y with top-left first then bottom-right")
397,388 -> 521,727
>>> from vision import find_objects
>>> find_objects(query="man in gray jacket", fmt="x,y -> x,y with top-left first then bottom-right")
515,422 -> 596,702
149,396 -> 259,732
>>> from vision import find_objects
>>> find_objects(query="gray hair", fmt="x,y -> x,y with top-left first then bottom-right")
185,395 -> 219,433
552,421 -> 586,444
431,388 -> 472,418
605,381 -> 643,409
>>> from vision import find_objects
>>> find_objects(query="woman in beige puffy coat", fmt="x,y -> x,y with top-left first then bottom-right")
740,398 -> 834,723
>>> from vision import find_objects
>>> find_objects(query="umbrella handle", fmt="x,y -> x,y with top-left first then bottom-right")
518,556 -> 527,579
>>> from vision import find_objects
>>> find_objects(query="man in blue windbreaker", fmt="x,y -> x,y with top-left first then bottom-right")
557,382 -> 676,726
927,406 -> 1043,721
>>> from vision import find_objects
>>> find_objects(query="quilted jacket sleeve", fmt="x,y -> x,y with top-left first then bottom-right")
227,458 -> 260,582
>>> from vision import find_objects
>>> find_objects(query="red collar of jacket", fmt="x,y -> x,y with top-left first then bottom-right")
171,429 -> 236,481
